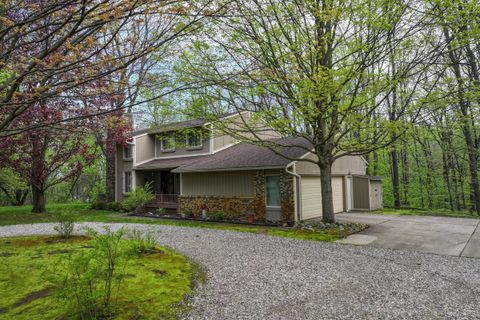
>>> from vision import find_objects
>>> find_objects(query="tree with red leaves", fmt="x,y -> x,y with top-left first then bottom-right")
0,104 -> 95,212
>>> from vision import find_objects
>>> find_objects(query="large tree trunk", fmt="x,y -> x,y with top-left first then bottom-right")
319,163 -> 335,223
31,185 -> 45,213
31,137 -> 47,213
105,128 -> 117,203
391,148 -> 401,209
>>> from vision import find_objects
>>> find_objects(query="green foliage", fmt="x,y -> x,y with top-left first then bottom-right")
52,227 -> 136,319
121,182 -> 155,212
156,207 -> 167,215
53,210 -> 76,238
0,234 -> 194,319
209,211 -> 225,221
181,208 -> 193,217
127,228 -> 158,253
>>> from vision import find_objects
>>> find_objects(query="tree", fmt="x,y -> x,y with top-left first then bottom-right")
425,0 -> 480,214
0,104 -> 95,212
178,0 -> 435,222
0,0 -> 218,136
0,168 -> 29,206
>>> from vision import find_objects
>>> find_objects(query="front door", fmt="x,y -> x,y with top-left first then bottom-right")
159,171 -> 180,194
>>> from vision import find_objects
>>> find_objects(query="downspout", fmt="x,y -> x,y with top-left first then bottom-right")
285,162 -> 302,222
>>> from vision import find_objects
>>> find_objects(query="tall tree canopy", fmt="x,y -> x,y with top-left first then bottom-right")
177,0 -> 437,222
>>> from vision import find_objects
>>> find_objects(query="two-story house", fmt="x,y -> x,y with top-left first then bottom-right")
116,114 -> 383,222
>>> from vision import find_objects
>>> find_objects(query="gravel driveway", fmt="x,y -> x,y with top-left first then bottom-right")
1,222 -> 480,319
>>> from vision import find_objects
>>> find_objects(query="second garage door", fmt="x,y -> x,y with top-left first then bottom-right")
300,176 -> 344,220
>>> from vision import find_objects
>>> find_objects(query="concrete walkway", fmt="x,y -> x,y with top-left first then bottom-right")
336,212 -> 480,258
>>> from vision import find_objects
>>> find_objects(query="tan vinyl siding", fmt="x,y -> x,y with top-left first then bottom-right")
353,176 -> 370,209
182,171 -> 254,197
154,134 -> 210,158
295,153 -> 367,176
213,133 -> 236,151
212,114 -> 281,152
370,180 -> 383,210
135,135 -> 155,164
115,146 -> 133,201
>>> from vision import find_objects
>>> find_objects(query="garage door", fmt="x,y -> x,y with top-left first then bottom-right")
300,176 -> 344,220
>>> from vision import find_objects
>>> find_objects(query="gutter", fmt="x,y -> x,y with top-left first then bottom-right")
285,162 -> 302,222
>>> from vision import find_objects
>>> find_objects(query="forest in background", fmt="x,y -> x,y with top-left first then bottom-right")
0,0 -> 479,218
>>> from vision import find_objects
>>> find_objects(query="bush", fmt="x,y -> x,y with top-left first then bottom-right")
106,201 -> 124,212
211,211 -> 226,221
181,208 -> 193,218
52,227 -> 142,319
90,200 -> 107,210
156,207 -> 167,215
127,228 -> 158,254
53,211 -> 76,238
121,182 -> 155,212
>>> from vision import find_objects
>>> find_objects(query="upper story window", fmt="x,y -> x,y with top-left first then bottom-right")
186,132 -> 203,149
123,145 -> 133,160
161,135 -> 175,152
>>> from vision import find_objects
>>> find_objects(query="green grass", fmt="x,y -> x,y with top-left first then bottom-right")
0,203 -> 357,242
375,207 -> 480,219
0,235 -> 196,319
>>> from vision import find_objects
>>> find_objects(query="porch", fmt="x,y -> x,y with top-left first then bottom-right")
136,169 -> 180,211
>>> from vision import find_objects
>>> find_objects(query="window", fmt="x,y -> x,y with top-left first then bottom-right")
124,172 -> 132,193
161,136 -> 175,152
266,175 -> 281,207
186,133 -> 202,149
124,145 -> 133,160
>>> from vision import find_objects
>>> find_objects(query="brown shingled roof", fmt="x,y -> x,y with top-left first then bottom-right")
135,138 -> 311,172
133,137 -> 312,172
173,137 -> 312,172
134,155 -> 209,170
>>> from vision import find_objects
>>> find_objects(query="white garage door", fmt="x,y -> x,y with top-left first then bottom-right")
301,176 -> 344,220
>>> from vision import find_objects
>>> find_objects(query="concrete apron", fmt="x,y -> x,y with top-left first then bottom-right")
336,213 -> 480,258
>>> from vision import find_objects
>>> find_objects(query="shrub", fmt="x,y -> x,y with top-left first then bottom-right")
156,208 -> 167,215
52,227 -> 141,319
90,200 -> 107,210
53,210 -> 76,238
106,201 -> 124,212
121,182 -> 154,212
211,211 -> 225,221
181,208 -> 193,218
127,228 -> 158,254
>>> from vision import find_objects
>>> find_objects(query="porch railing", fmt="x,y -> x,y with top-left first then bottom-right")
155,194 -> 179,203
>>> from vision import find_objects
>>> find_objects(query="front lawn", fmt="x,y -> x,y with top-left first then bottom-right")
0,203 -> 363,242
0,235 -> 198,319
375,207 -> 480,219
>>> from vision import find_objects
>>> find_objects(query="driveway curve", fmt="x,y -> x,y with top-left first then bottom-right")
1,222 -> 480,320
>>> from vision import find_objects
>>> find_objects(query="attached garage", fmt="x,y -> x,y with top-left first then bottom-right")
300,176 -> 344,220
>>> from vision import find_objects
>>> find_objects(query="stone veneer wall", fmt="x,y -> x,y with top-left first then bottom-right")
179,170 -> 295,222
178,196 -> 255,219
253,170 -> 266,220
280,171 -> 295,221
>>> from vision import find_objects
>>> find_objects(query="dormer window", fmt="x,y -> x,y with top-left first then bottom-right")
161,135 -> 175,152
123,145 -> 133,160
187,132 -> 203,149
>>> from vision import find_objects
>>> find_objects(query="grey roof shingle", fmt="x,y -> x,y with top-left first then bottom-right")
134,137 -> 313,172
134,155 -> 209,170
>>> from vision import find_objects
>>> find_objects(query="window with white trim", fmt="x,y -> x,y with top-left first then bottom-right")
124,171 -> 132,193
186,132 -> 203,149
161,136 -> 175,152
266,175 -> 281,207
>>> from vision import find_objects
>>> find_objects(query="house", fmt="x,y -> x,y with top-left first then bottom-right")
116,114 -> 383,222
